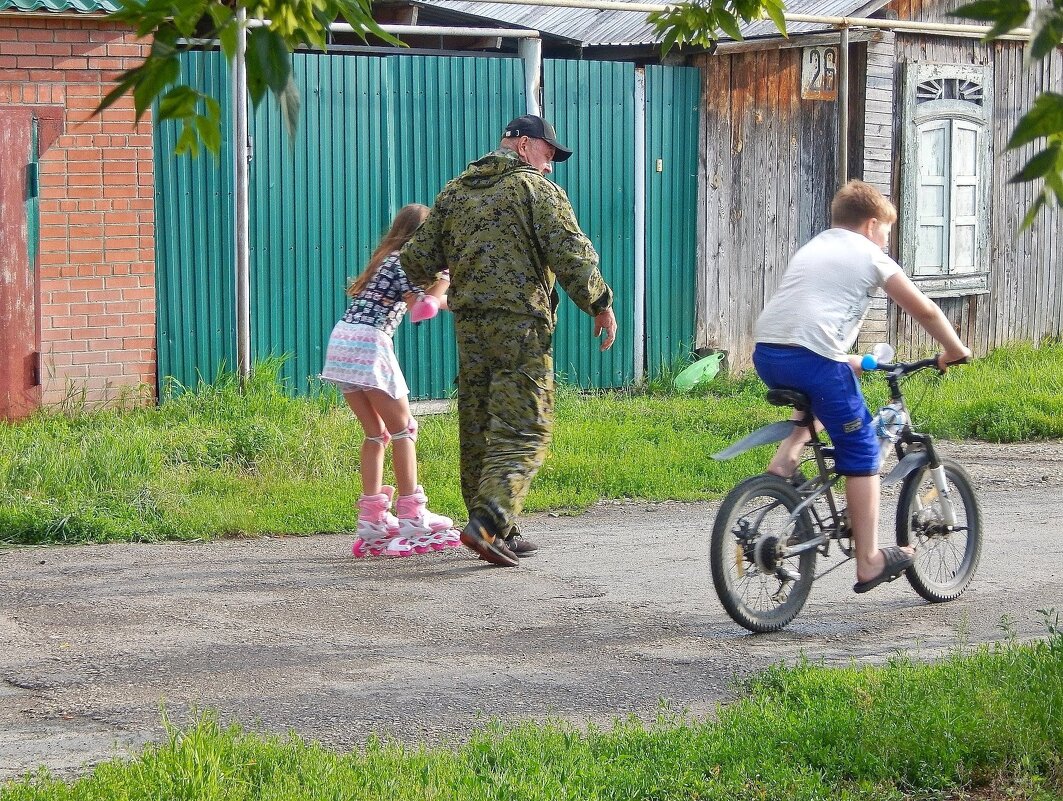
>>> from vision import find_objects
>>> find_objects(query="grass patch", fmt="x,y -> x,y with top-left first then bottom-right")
4,623 -> 1062,799
1,343 -> 1061,545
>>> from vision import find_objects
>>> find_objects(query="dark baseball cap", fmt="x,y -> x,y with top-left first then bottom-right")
503,115 -> 573,162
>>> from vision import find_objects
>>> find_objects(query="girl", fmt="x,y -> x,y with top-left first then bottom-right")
321,204 -> 455,558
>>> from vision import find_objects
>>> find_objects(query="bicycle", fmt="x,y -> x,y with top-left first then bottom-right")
710,349 -> 982,633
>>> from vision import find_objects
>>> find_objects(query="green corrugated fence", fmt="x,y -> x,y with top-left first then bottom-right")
154,51 -> 699,398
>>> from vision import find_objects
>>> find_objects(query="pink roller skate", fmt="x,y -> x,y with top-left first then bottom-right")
351,491 -> 414,558
396,486 -> 461,554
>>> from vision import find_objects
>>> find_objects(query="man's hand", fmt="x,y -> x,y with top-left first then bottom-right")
594,308 -> 617,351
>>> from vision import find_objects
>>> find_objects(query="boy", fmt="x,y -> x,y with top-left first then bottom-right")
753,180 -> 971,593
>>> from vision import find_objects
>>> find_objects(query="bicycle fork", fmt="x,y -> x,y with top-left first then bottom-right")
917,463 -> 959,527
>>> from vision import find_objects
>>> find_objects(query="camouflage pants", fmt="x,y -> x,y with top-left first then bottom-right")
454,312 -> 554,534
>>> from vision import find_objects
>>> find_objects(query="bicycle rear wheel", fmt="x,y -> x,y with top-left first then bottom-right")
710,474 -> 816,633
895,458 -> 982,602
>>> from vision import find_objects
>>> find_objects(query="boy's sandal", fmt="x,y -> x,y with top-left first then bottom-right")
853,546 -> 915,594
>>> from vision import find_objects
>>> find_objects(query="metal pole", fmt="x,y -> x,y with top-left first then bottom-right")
249,20 -> 541,38
838,25 -> 849,189
633,68 -> 646,384
518,37 -> 543,115
233,7 -> 252,387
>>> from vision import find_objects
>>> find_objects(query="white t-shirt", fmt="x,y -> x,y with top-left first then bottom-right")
754,228 -> 902,362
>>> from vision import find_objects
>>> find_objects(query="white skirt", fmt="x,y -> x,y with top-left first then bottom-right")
320,321 -> 409,399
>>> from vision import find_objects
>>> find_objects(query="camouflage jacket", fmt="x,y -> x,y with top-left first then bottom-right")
400,149 -> 613,326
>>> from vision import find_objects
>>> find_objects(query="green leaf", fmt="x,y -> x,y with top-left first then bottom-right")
762,0 -> 788,36
952,0 -> 1012,21
660,26 -> 680,56
219,23 -> 238,62
1030,8 -> 1063,60
171,0 -> 209,37
716,7 -> 745,41
333,0 -> 406,47
205,96 -> 221,125
174,122 -> 200,158
1007,93 -> 1063,149
132,56 -> 180,121
1019,192 -> 1047,230
194,113 -> 222,156
246,65 -> 267,108
1045,163 -> 1063,197
95,72 -> 137,116
157,86 -> 199,121
276,73 -> 302,142
952,0 -> 1030,37
247,26 -> 292,95
206,3 -> 232,29
1009,143 -> 1062,182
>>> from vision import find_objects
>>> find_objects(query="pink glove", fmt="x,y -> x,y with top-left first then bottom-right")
409,295 -> 440,324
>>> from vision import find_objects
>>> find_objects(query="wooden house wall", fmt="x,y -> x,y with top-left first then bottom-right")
694,47 -> 840,368
889,34 -> 1063,356
855,32 -> 897,350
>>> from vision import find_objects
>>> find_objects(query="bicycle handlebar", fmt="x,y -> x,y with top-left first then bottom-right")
871,353 -> 970,377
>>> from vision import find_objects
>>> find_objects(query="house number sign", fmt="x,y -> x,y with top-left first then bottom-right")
801,45 -> 838,100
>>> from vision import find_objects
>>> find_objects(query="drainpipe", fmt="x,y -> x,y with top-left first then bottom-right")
233,7 -> 252,387
633,68 -> 646,383
518,36 -> 543,115
838,25 -> 849,190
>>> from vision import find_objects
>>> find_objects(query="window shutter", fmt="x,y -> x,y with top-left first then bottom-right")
915,119 -> 949,275
949,120 -> 980,274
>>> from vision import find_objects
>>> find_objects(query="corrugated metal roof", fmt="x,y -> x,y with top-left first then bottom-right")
419,0 -> 889,46
0,0 -> 119,13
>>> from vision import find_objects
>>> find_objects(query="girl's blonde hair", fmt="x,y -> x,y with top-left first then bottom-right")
347,203 -> 430,298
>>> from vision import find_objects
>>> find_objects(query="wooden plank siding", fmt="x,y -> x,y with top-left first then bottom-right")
855,33 -> 896,351
888,33 -> 1063,357
694,48 -> 839,368
694,14 -> 1062,369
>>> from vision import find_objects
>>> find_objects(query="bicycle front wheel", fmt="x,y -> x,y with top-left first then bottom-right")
710,474 -> 817,633
895,458 -> 982,602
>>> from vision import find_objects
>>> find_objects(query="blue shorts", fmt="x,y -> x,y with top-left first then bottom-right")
752,344 -> 879,476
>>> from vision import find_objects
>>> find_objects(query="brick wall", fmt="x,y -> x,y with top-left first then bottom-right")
0,14 -> 155,407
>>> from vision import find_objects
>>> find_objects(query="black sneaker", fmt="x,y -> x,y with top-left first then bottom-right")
460,509 -> 519,567
504,528 -> 539,556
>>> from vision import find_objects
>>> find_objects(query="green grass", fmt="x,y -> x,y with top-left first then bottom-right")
4,623 -> 1062,800
1,342 -> 1061,545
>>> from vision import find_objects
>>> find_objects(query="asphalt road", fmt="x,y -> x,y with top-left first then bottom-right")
1,440 -> 1061,781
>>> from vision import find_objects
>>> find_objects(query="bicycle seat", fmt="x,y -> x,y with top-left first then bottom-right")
765,388 -> 812,412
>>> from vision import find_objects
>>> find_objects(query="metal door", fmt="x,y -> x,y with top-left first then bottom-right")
0,108 -> 41,421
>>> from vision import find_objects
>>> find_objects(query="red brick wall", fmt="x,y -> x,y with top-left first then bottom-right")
0,14 -> 156,407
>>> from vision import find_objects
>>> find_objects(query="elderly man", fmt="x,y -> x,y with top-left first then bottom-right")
401,114 -> 617,567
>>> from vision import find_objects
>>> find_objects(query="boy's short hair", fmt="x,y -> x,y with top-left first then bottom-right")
831,180 -> 897,228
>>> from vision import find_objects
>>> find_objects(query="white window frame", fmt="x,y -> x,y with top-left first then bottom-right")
900,62 -> 993,297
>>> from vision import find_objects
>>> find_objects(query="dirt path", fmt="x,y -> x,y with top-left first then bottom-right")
1,440 -> 1061,781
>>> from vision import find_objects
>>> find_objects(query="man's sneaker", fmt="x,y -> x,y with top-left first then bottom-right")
460,509 -> 519,567
504,529 -> 538,556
